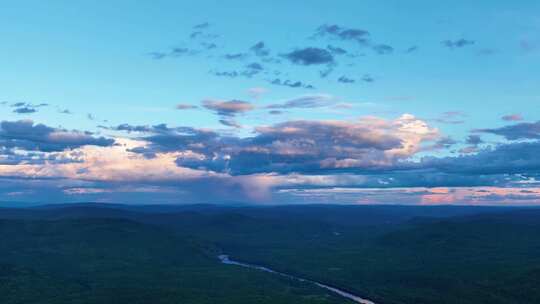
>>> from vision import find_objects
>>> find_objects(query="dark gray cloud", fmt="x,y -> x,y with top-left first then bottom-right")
466,135 -> 483,146
282,47 -> 334,65
193,22 -> 210,29
246,62 -> 263,71
430,136 -> 458,150
416,141 -> 540,176
171,47 -> 199,56
212,63 -> 263,78
10,102 -> 48,114
58,109 -> 73,114
13,107 -> 37,114
372,44 -> 394,55
0,120 -> 114,152
125,118 -> 431,175
219,118 -> 242,128
201,42 -> 217,49
319,66 -> 334,78
405,46 -> 418,53
224,53 -> 249,60
361,75 -> 374,82
442,39 -> 475,48
314,24 -> 370,44
250,41 -> 270,57
213,71 -> 239,78
269,78 -> 315,89
338,76 -> 355,84
327,45 -> 347,55
474,121 -> 540,140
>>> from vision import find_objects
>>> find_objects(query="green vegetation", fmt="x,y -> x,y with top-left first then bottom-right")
1,205 -> 540,303
0,218 -> 344,304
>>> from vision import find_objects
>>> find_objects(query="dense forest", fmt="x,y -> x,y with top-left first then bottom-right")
1,204 -> 539,304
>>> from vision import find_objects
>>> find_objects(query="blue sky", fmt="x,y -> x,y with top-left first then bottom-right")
1,1 -> 539,205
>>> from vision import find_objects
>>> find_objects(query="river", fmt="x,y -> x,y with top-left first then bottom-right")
218,254 -> 376,304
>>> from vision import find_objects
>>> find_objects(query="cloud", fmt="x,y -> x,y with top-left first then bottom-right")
247,87 -> 268,99
314,24 -> 370,44
219,118 -> 242,128
213,71 -> 239,78
474,121 -> 540,140
246,62 -> 263,71
266,95 -> 334,109
147,52 -> 167,60
361,75 -> 374,83
432,111 -> 467,124
327,45 -> 347,55
13,107 -> 37,114
338,76 -> 355,84
224,53 -> 249,60
405,46 -> 418,53
171,47 -> 199,56
202,99 -> 254,117
201,42 -> 217,49
442,39 -> 475,48
282,47 -> 334,65
417,141 -> 540,176
372,44 -> 394,55
193,22 -> 210,29
466,135 -> 483,145
0,120 -> 114,152
10,102 -> 48,114
502,114 -> 523,121
269,78 -> 315,89
176,103 -> 198,110
131,114 -> 439,175
250,41 -> 270,57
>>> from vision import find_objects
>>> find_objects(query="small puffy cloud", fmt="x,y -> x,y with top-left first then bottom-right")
10,102 -> 48,114
466,135 -> 483,146
327,45 -> 347,55
314,24 -> 370,44
202,99 -> 255,117
193,22 -> 210,29
269,78 -> 315,89
338,76 -> 355,84
282,47 -> 334,65
502,114 -> 523,121
224,53 -> 249,60
219,118 -> 242,128
250,41 -> 270,57
176,103 -> 198,110
372,44 -> 394,55
442,38 -> 475,49
405,46 -> 418,53
433,111 -> 467,124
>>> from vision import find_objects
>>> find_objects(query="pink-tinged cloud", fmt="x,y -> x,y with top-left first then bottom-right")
501,114 -> 524,121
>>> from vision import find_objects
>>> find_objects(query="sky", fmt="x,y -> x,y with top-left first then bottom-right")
1,0 -> 539,205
